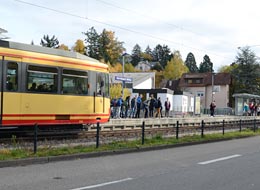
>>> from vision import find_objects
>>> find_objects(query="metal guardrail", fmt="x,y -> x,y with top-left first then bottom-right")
1,116 -> 259,153
85,116 -> 259,131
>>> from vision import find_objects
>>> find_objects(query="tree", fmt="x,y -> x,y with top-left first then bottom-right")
124,63 -> 137,72
185,52 -> 198,73
83,27 -> 100,59
152,44 -> 172,68
218,63 -> 237,73
164,51 -> 189,79
40,35 -> 59,48
110,83 -> 130,100
232,47 -> 260,94
108,62 -> 122,72
131,44 -> 142,66
142,46 -> 153,61
83,27 -> 125,65
99,29 -> 125,65
151,62 -> 163,71
58,44 -> 69,51
199,55 -> 213,73
73,39 -> 85,54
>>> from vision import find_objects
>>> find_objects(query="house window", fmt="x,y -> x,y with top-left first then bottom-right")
186,79 -> 192,84
195,79 -> 202,84
197,92 -> 204,97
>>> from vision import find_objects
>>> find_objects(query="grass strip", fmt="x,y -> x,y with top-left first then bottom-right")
0,129 -> 259,161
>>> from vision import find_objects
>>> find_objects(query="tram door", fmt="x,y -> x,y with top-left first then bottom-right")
2,58 -> 21,126
0,56 -> 3,125
94,73 -> 105,114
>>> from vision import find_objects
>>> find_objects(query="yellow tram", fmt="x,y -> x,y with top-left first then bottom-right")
0,40 -> 110,127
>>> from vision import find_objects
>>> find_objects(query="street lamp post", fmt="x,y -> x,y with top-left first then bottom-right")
211,72 -> 215,103
122,55 -> 125,98
122,53 -> 128,99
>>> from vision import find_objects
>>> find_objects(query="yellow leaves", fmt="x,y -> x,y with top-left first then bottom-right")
110,83 -> 130,100
73,39 -> 85,54
109,63 -> 122,72
58,44 -> 69,51
164,51 -> 188,80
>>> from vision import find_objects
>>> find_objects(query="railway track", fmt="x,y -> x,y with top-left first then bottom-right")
0,117 -> 258,149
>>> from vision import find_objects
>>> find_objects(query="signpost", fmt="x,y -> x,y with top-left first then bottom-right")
115,76 -> 133,83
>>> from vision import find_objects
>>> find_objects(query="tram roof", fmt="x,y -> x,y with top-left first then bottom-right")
0,40 -> 99,63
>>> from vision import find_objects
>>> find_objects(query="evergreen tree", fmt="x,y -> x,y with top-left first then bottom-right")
83,27 -> 101,59
142,46 -> 153,61
151,62 -> 163,71
152,44 -> 172,68
131,44 -> 142,66
199,55 -> 213,73
40,35 -> 59,48
232,47 -> 260,94
161,45 -> 173,68
185,52 -> 198,73
83,27 -> 125,65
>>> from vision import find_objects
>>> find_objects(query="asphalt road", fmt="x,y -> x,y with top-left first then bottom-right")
0,136 -> 260,190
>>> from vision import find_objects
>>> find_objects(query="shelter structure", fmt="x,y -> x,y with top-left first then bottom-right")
233,93 -> 260,115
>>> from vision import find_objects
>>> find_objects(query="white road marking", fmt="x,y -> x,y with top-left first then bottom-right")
198,154 -> 241,165
70,178 -> 133,190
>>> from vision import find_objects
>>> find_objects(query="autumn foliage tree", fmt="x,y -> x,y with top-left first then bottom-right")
73,39 -> 85,54
83,27 -> 125,66
58,44 -> 69,50
108,63 -> 122,73
164,51 -> 188,80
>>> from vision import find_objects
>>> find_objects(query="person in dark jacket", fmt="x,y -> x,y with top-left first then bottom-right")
129,95 -> 137,118
149,94 -> 155,118
210,100 -> 216,117
124,96 -> 130,118
164,97 -> 171,117
155,97 -> 162,118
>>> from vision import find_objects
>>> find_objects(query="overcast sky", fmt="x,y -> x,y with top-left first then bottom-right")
1,0 -> 260,71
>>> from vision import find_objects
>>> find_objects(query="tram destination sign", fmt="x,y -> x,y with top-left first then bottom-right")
115,76 -> 133,82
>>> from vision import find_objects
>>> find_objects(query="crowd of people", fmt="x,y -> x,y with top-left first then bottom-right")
243,101 -> 260,116
110,94 -> 171,119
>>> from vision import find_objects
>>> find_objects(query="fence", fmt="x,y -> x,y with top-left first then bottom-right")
90,117 -> 259,148
1,117 -> 259,153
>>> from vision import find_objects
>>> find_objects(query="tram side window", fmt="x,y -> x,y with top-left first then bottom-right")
97,73 -> 105,96
27,65 -> 58,93
6,62 -> 18,91
62,69 -> 88,95
104,73 -> 109,97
